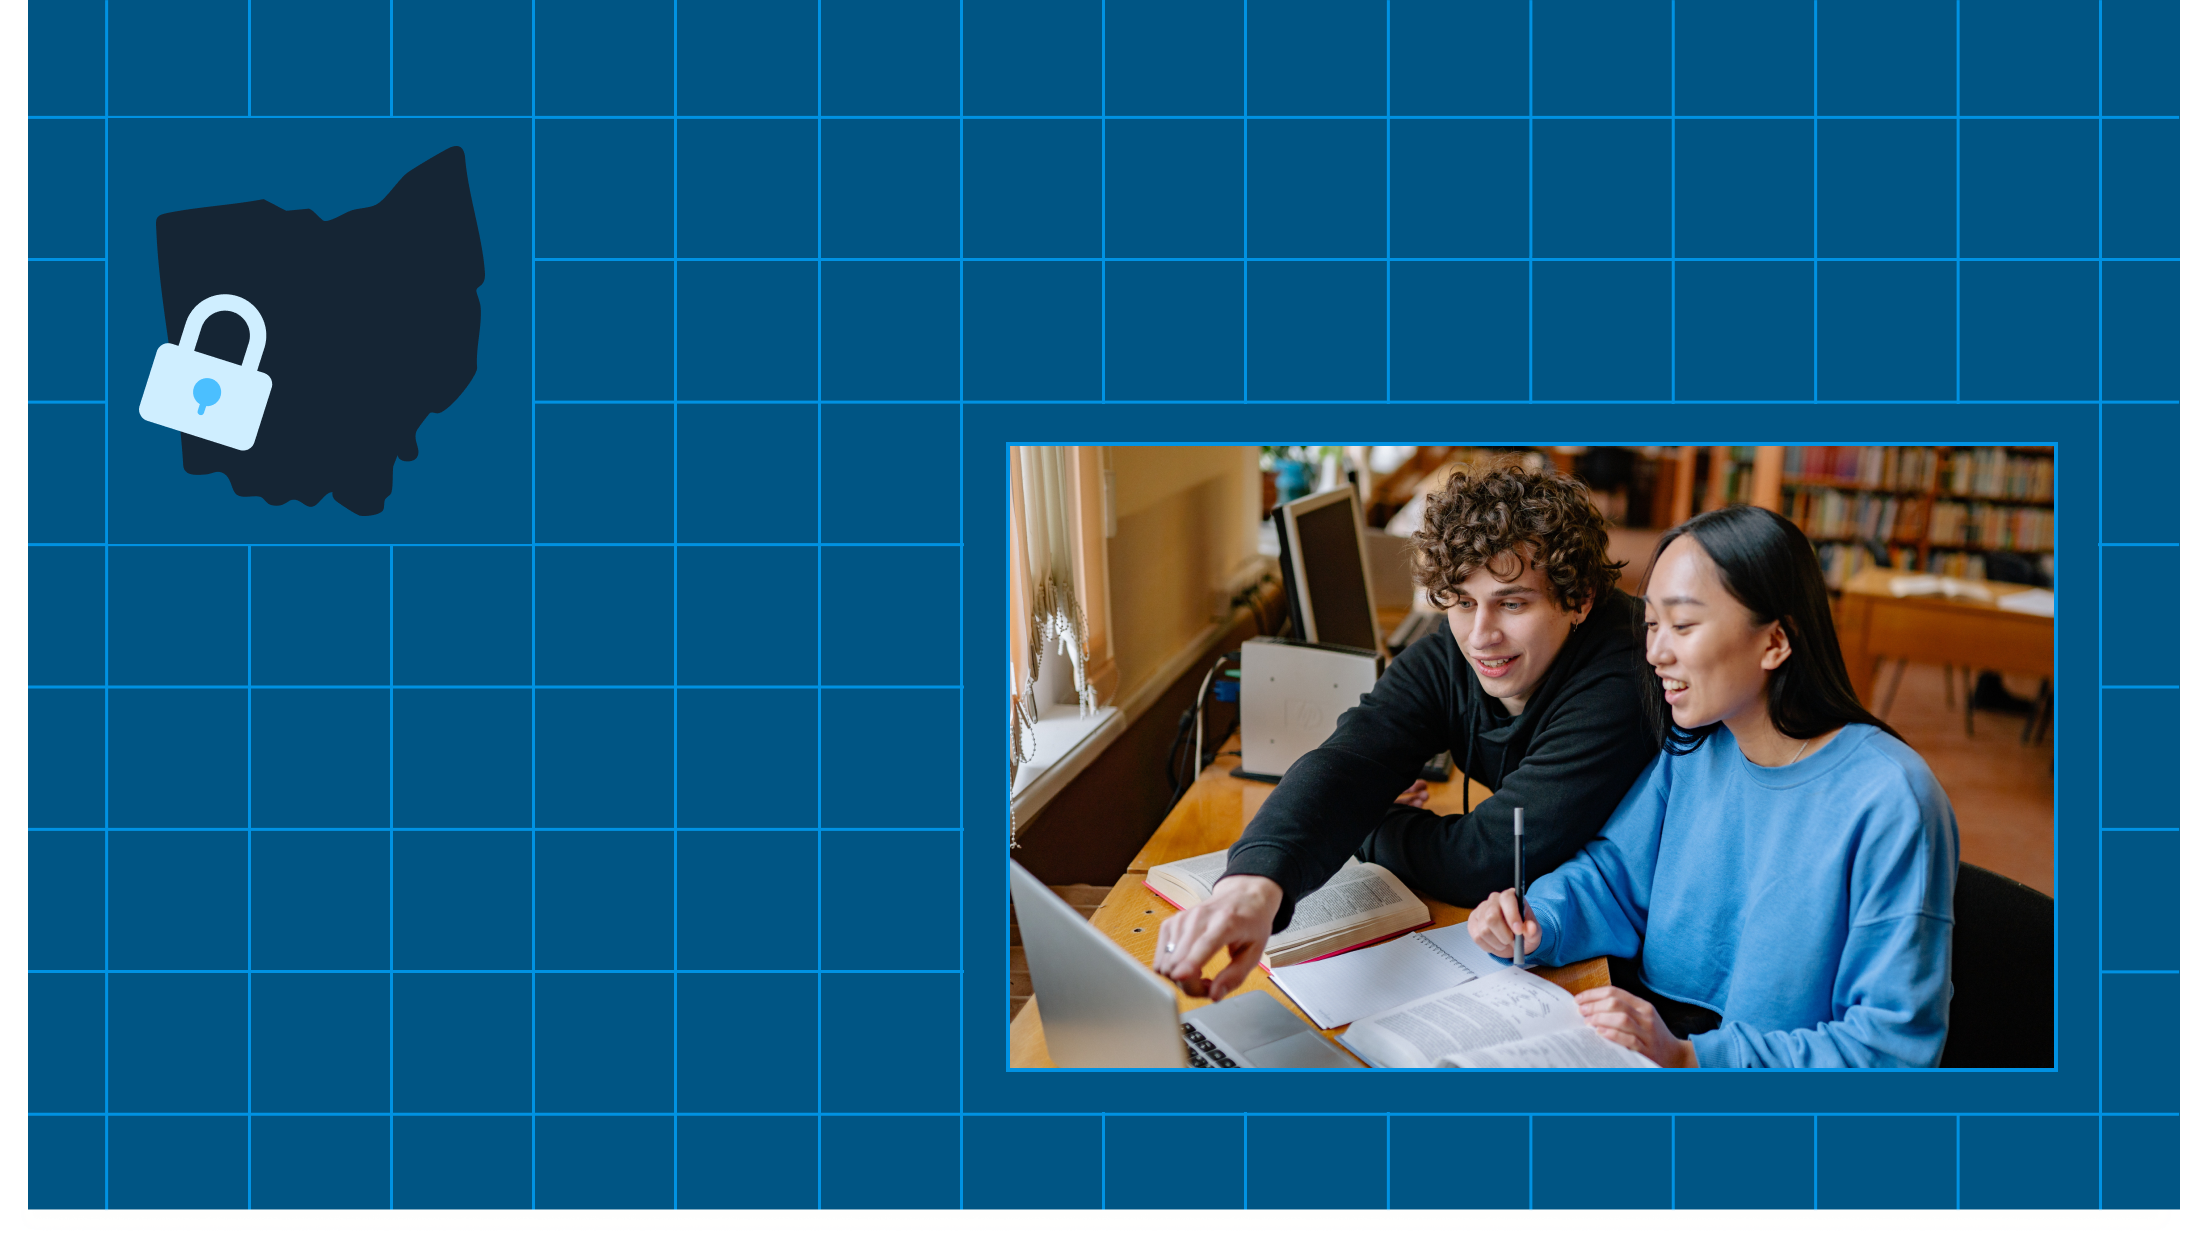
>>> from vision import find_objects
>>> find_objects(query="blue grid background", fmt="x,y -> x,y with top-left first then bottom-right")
24,0 -> 2180,1211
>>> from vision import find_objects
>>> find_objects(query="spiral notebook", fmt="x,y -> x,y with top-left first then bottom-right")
1266,922 -> 1510,1029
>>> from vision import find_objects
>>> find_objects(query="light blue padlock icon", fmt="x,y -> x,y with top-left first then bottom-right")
138,294 -> 274,451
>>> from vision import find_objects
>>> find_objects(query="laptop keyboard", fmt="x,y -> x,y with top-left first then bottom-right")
1181,1023 -> 1238,1068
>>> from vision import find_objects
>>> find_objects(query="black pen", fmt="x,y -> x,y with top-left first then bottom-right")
1513,806 -> 1526,970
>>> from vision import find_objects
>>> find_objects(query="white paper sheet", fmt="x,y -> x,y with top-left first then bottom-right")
1269,923 -> 1503,1028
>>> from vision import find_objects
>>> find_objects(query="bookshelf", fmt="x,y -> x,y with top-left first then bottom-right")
1653,445 -> 1788,527
1352,444 -> 2052,593
1777,446 -> 2054,588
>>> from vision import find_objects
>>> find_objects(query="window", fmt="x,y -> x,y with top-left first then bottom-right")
1008,447 -> 1116,792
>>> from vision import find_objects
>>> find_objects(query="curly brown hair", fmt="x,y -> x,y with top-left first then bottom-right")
1409,460 -> 1625,613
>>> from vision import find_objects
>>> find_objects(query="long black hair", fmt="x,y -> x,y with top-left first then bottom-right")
1641,504 -> 1901,754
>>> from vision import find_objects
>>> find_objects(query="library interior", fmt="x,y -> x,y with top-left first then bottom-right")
1007,444 -> 2054,1067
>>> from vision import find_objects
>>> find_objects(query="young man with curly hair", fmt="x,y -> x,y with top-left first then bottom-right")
1155,460 -> 1660,1002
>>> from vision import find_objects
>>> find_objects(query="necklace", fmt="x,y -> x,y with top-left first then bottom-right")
1784,735 -> 1816,767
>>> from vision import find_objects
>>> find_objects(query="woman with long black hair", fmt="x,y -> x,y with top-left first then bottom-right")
1469,504 -> 1959,1067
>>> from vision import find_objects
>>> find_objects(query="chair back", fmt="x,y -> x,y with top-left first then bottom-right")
1982,550 -> 2047,588
1939,862 -> 2054,1068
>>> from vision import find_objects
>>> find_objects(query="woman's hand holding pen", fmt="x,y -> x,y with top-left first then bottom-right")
1152,875 -> 1283,1002
1467,887 -> 1541,960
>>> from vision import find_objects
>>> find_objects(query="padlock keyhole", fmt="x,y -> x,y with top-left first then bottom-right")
192,310 -> 254,367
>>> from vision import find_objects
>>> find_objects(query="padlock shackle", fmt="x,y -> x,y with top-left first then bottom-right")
177,294 -> 269,374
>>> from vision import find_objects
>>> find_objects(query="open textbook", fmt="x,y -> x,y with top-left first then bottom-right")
1341,978 -> 1659,1069
1143,851 -> 1431,968
1264,922 -> 1657,1068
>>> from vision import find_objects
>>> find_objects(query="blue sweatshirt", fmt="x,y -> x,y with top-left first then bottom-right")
1525,723 -> 1958,1068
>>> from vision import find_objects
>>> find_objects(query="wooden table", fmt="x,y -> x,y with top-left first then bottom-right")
1010,735 -> 1612,1067
1835,567 -> 2053,706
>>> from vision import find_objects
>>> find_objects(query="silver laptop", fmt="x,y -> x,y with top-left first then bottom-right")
1010,860 -> 1356,1068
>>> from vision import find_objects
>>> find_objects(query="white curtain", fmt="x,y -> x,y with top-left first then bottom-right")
1010,447 -> 1096,783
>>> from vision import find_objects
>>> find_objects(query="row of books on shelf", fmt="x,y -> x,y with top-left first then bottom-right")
1787,486 -> 2055,553
1717,463 -> 1756,507
1789,446 -> 1939,491
1784,445 -> 2053,502
1816,542 -> 2040,588
1928,501 -> 2054,552
1939,447 -> 2053,501
1784,487 -> 1927,543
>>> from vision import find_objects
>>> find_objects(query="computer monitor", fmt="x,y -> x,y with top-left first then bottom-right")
1270,501 -> 1306,642
1277,486 -> 1386,660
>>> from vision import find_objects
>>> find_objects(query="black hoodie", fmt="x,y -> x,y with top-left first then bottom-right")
1223,593 -> 1660,931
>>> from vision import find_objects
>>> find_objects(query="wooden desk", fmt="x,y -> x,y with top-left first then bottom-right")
1010,735 -> 1612,1068
1836,567 -> 2053,704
